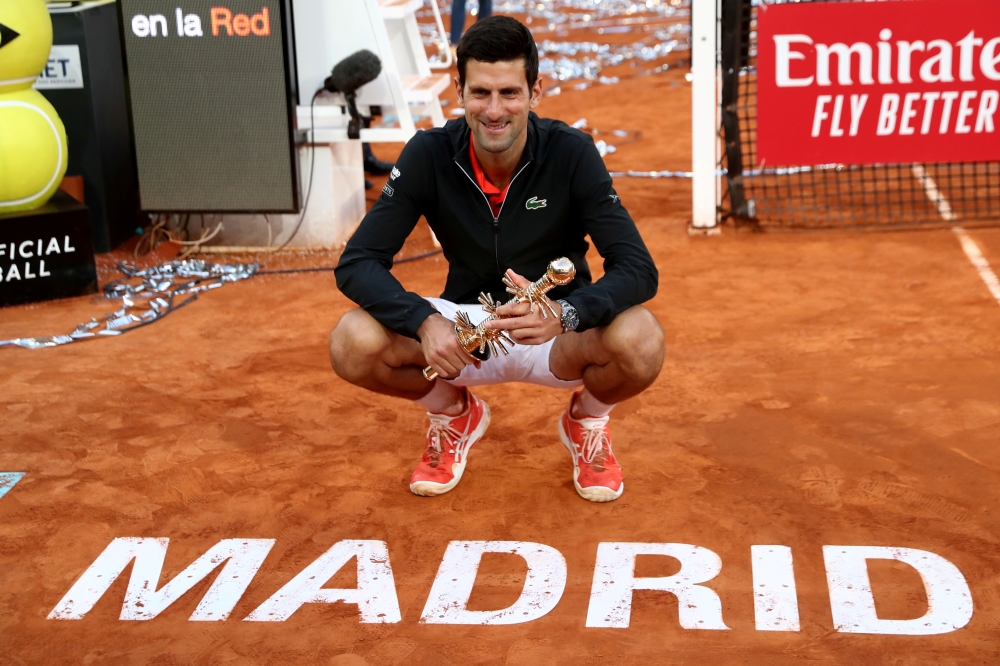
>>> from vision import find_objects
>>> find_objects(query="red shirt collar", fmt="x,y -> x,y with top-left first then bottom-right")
469,141 -> 509,217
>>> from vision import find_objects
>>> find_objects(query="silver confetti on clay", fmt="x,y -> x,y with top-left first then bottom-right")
0,259 -> 258,350
421,0 -> 690,84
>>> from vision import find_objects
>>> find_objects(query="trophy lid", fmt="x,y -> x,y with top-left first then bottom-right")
546,257 -> 576,285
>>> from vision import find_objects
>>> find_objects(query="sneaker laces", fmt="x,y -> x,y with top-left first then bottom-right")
426,413 -> 465,457
573,416 -> 611,464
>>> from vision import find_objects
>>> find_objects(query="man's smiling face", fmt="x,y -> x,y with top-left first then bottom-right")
457,58 -> 542,155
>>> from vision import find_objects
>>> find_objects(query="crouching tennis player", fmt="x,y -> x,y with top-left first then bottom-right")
331,16 -> 663,502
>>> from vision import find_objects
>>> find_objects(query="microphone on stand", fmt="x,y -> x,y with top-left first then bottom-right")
324,50 -> 382,140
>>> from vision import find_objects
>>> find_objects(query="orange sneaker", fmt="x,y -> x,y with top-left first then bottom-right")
410,388 -> 490,497
558,392 -> 623,502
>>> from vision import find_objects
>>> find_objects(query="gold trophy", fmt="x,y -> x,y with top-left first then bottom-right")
422,257 -> 576,381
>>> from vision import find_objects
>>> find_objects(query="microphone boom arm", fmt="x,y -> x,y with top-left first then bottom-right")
343,92 -> 367,140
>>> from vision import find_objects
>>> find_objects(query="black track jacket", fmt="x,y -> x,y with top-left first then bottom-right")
335,113 -> 658,339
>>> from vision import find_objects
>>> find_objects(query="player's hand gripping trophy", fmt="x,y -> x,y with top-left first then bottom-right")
422,257 -> 577,381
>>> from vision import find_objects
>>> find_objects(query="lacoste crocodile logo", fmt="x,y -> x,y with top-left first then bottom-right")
525,197 -> 547,210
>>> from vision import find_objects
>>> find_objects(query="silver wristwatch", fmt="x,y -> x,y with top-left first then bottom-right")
556,299 -> 579,333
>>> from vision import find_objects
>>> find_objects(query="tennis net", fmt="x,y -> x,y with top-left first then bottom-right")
719,0 -> 1000,231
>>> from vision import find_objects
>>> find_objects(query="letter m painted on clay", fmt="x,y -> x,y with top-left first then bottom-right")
48,537 -> 274,621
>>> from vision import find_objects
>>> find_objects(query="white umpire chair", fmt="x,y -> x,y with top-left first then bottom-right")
292,0 -> 451,245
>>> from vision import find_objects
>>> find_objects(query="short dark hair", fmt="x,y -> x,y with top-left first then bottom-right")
456,16 -> 539,92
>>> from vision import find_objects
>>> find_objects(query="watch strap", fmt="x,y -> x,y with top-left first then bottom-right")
556,299 -> 579,333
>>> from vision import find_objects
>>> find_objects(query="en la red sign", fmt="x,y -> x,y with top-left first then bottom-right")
755,0 -> 1000,166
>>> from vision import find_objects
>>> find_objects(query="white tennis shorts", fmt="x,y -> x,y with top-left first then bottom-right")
425,297 -> 584,389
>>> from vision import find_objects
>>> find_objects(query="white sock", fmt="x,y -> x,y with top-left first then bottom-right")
416,381 -> 464,415
575,389 -> 615,418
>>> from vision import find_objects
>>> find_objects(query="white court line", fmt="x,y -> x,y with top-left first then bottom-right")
911,165 -> 958,222
953,227 -> 1000,306
909,165 -> 1000,307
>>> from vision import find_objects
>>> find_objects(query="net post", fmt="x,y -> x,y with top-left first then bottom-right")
691,0 -> 720,233
719,0 -> 752,225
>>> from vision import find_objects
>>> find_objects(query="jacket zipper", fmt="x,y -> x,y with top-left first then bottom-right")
454,159 -> 532,274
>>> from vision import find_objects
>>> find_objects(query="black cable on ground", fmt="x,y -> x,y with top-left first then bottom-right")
257,267 -> 338,275
257,248 -> 442,275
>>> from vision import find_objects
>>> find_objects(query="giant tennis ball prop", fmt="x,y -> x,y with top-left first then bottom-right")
0,0 -> 68,214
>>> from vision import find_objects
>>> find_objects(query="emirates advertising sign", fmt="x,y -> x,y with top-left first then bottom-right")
755,0 -> 1000,166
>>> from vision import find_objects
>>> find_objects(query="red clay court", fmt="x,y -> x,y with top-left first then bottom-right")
3,63 -> 1000,663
